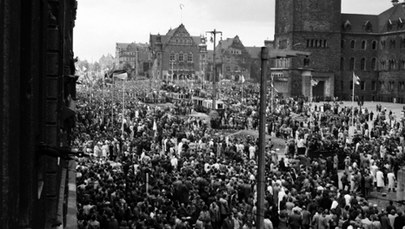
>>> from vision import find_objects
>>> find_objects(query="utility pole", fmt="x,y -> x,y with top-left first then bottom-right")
206,29 -> 222,110
257,46 -> 269,229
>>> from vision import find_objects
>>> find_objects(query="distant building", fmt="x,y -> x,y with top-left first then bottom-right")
115,42 -> 151,76
274,0 -> 405,102
149,24 -> 207,81
216,36 -> 252,82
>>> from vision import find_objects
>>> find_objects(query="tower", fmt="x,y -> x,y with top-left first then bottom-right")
274,0 -> 342,98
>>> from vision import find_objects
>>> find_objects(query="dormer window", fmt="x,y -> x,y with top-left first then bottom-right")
398,17 -> 404,29
343,20 -> 352,31
388,19 -> 393,31
364,21 -> 373,32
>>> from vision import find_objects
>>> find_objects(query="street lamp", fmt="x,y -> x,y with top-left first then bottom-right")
206,29 -> 222,110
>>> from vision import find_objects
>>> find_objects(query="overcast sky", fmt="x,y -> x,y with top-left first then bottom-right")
74,0 -> 393,62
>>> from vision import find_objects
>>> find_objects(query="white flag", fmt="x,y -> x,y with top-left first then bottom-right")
353,72 -> 360,85
240,75 -> 245,83
113,72 -> 128,80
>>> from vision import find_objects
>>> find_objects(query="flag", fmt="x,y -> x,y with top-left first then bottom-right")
353,72 -> 360,85
113,72 -> 128,80
270,82 -> 279,93
153,119 -> 157,131
311,79 -> 319,86
240,75 -> 245,83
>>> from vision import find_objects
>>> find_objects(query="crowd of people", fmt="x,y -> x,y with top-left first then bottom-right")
74,80 -> 405,229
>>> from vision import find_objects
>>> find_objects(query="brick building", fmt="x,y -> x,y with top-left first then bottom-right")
274,0 -> 405,102
216,36 -> 252,81
115,42 -> 151,76
149,24 -> 207,81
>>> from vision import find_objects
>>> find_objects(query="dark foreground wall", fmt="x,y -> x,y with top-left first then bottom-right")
0,0 -> 77,228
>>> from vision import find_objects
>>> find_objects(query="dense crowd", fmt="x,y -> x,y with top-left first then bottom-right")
74,80 -> 405,229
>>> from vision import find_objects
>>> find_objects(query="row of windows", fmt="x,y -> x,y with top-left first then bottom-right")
342,80 -> 405,91
342,38 -> 405,50
306,39 -> 328,48
169,52 -> 193,62
341,57 -> 405,71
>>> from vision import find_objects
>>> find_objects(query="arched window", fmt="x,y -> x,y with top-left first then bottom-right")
187,52 -> 193,62
371,58 -> 377,71
340,57 -> 345,70
361,40 -> 367,50
351,40 -> 356,49
372,41 -> 377,50
350,57 -> 355,70
341,39 -> 345,49
360,58 -> 366,71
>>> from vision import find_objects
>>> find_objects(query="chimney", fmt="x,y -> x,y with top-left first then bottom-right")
392,0 -> 399,5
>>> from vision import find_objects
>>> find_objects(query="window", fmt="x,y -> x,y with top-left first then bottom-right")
402,60 -> 405,69
350,81 -> 353,90
364,21 -> 373,32
341,39 -> 345,49
234,66 -> 239,72
399,18 -> 404,29
381,60 -> 386,70
341,81 -> 344,91
387,20 -> 393,31
390,39 -> 396,49
361,58 -> 366,71
360,81 -> 365,90
399,82 -> 405,91
371,58 -> 377,70
340,57 -> 345,70
361,40 -> 367,50
307,40 -> 311,48
349,58 -> 355,70
170,52 -> 175,61
371,81 -> 376,91
226,66 -> 231,72
381,40 -> 386,49
351,40 -> 356,49
401,38 -> 405,48
178,52 -> 184,62
372,41 -> 377,50
187,52 -> 193,62
389,81 -> 395,90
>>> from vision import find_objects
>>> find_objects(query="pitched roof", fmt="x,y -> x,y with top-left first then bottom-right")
150,24 -> 202,47
341,2 -> 405,33
341,14 -> 379,33
378,2 -> 405,32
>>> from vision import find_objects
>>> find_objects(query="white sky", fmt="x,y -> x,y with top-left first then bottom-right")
74,0 -> 394,62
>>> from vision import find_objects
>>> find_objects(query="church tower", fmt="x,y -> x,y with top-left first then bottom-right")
274,0 -> 342,98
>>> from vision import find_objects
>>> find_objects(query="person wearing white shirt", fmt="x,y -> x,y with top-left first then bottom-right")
376,169 -> 385,192
387,171 -> 396,192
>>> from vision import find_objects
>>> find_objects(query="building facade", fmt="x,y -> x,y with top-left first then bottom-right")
149,24 -> 207,81
274,0 -> 405,102
115,42 -> 151,76
216,36 -> 252,81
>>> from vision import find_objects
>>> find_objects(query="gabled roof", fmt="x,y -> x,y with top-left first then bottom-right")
150,24 -> 202,47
